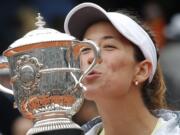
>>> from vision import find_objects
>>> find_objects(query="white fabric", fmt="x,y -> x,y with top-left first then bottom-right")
85,115 -> 180,135
64,2 -> 157,82
85,122 -> 102,135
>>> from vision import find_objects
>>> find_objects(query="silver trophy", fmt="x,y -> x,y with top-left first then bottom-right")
0,13 -> 100,135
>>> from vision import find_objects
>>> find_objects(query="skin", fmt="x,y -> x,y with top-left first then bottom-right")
80,21 -> 157,135
12,117 -> 33,135
73,99 -> 98,126
0,75 -> 11,89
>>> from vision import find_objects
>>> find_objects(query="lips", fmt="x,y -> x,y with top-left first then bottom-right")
85,70 -> 101,81
89,70 -> 101,75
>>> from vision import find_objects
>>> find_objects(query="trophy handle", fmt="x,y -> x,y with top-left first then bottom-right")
0,84 -> 13,95
0,65 -> 14,95
78,39 -> 101,83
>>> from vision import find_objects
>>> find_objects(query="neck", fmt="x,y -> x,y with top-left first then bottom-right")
95,88 -> 158,135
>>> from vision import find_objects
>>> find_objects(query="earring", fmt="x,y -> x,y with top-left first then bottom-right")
134,81 -> 139,86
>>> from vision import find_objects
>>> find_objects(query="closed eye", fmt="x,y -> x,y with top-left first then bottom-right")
103,45 -> 117,50
81,47 -> 92,54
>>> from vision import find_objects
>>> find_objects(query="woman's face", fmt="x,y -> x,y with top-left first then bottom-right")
80,21 -> 139,101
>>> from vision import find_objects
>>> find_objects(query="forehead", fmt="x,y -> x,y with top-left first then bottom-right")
84,21 -> 119,38
83,21 -> 133,45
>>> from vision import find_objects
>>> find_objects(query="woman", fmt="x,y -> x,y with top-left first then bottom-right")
64,2 -> 180,135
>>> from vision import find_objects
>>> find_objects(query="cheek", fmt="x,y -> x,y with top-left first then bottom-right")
104,55 -> 135,92
105,53 -> 127,73
83,52 -> 136,100
107,51 -> 136,76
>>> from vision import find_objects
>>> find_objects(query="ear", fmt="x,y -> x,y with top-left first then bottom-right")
134,60 -> 152,84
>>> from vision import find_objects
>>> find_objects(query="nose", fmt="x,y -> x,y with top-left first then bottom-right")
87,52 -> 102,65
87,53 -> 94,65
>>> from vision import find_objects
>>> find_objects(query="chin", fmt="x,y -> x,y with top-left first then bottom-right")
83,87 -> 97,101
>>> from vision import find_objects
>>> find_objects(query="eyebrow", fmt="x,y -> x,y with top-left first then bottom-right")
85,35 -> 115,41
101,35 -> 114,40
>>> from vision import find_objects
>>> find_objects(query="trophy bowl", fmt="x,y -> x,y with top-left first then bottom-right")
0,14 -> 100,135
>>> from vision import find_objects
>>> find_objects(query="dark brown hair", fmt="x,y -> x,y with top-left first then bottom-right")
133,43 -> 167,111
122,11 -> 167,111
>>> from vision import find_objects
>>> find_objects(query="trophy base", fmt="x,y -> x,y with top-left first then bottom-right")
33,129 -> 84,135
26,118 -> 84,135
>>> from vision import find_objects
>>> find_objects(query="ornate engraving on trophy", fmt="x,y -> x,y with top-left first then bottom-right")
15,55 -> 43,91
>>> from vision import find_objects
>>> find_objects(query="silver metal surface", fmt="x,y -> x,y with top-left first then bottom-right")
0,13 -> 100,135
1,40 -> 100,135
